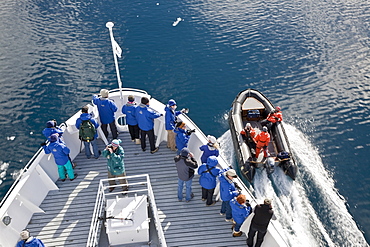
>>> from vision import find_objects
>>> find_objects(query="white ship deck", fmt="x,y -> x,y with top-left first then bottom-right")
25,132 -> 247,247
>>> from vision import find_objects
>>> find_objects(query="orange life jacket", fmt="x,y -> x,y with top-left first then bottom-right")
255,131 -> 270,147
241,128 -> 257,139
267,111 -> 283,123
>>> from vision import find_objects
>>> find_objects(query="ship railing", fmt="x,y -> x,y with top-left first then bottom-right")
109,87 -> 149,96
86,174 -> 167,247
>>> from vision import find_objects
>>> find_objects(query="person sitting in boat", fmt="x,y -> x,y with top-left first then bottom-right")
41,134 -> 77,182
174,121 -> 194,155
198,156 -> 221,206
121,95 -> 140,144
240,123 -> 257,153
230,194 -> 252,237
199,135 -> 220,164
165,99 -> 187,151
219,169 -> 239,223
42,120 -> 64,143
261,106 -> 283,130
92,89 -> 118,140
16,229 -> 45,247
254,126 -> 270,160
102,139 -> 128,192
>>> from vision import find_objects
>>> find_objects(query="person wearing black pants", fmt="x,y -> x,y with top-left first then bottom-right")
247,198 -> 275,247
140,129 -> 155,152
135,97 -> 162,154
198,156 -> 222,206
92,89 -> 118,140
101,120 -> 118,140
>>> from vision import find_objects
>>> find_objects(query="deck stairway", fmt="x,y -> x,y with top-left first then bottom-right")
26,132 -> 247,247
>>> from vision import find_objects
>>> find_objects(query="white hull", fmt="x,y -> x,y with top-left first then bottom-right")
0,89 -> 288,247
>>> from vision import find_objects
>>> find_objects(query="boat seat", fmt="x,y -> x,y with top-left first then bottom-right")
242,109 -> 266,121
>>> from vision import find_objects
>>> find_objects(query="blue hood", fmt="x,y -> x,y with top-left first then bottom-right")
80,113 -> 92,121
164,105 -> 173,112
206,156 -> 218,167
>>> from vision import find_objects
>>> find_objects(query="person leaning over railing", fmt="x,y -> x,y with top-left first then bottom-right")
230,194 -> 252,237
247,198 -> 276,247
219,169 -> 240,223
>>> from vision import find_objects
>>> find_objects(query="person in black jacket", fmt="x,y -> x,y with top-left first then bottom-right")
174,148 -> 198,202
247,198 -> 276,247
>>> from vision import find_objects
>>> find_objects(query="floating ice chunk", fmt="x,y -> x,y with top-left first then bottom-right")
156,2 -> 159,5
30,131 -> 33,135
12,170 -> 21,180
7,136 -> 15,141
0,162 -> 9,170
172,17 -> 183,27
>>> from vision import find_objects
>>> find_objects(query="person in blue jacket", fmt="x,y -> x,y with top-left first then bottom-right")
75,106 -> 100,159
230,194 -> 252,237
198,156 -> 221,206
92,89 -> 118,140
174,121 -> 193,155
135,97 -> 162,154
220,169 -> 239,222
101,139 -> 128,192
165,99 -> 185,151
16,229 -> 45,247
42,120 -> 64,143
199,135 -> 220,164
122,95 -> 140,144
41,134 -> 77,181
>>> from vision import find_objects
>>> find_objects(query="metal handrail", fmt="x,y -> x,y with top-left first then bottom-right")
146,175 -> 167,247
0,122 -> 66,207
86,174 -> 167,247
109,87 -> 149,96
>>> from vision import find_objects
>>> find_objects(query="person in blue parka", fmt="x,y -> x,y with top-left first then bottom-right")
174,121 -> 192,155
165,99 -> 183,151
41,134 -> 76,181
92,89 -> 118,140
122,95 -> 140,144
101,139 -> 128,192
199,135 -> 220,164
42,120 -> 64,143
230,194 -> 252,237
198,155 -> 221,206
75,106 -> 100,159
16,229 -> 45,247
135,97 -> 162,154
220,169 -> 240,222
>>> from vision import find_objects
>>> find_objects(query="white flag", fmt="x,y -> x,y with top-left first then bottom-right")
113,39 -> 122,58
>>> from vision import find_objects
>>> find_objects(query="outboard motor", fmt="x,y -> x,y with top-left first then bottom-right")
277,151 -> 290,166
265,157 -> 275,175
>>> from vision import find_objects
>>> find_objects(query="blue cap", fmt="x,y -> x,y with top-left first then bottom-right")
46,121 -> 55,128
168,99 -> 176,106
50,134 -> 58,142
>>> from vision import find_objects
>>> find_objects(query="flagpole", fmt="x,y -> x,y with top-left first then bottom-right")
106,22 -> 123,100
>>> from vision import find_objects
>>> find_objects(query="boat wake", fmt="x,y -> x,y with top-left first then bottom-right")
219,123 -> 368,247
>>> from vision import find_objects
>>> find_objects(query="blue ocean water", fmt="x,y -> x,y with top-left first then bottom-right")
0,0 -> 369,245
